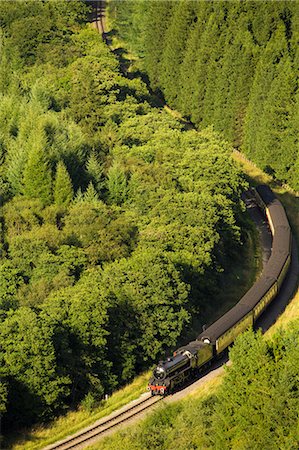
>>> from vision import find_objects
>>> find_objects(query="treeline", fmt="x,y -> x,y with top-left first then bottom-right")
109,0 -> 299,190
0,0 -> 248,431
98,324 -> 299,449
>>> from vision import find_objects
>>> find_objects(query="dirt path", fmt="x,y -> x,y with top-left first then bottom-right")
90,0 -> 107,41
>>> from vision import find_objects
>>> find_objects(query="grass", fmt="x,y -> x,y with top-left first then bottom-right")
88,372 -> 224,450
8,138 -> 297,450
7,372 -> 150,450
232,150 -> 299,336
86,155 -> 299,450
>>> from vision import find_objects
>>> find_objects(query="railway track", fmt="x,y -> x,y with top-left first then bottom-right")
44,394 -> 163,450
43,4 -> 299,450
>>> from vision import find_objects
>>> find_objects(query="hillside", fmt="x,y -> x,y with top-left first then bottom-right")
1,1 -> 298,448
0,0 -> 256,441
93,155 -> 299,450
109,0 -> 299,191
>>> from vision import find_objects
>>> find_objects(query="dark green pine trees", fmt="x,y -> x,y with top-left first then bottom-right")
143,0 -> 174,90
118,0 -> 299,191
159,0 -> 197,106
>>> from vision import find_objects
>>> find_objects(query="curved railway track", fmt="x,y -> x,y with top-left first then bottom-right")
44,189 -> 298,449
44,394 -> 162,450
42,5 -> 299,450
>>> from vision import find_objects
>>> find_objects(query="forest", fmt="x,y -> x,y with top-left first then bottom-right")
109,0 -> 299,191
0,0 -> 250,431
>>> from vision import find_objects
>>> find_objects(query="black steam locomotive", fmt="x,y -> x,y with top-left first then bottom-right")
148,185 -> 292,395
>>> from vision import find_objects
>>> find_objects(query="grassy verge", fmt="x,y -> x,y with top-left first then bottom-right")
232,151 -> 299,240
232,151 -> 299,336
6,184 -> 260,450
7,372 -> 150,450
88,373 -> 223,450
86,155 -> 298,450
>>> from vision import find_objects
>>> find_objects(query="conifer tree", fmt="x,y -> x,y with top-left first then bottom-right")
54,161 -> 73,207
258,55 -> 297,180
86,151 -> 105,193
106,162 -> 127,206
242,24 -> 289,165
143,0 -> 174,90
83,181 -> 100,204
177,1 -> 212,121
22,130 -> 52,206
159,0 -> 196,106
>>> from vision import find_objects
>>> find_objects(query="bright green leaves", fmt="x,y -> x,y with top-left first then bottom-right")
101,249 -> 190,379
0,262 -> 22,314
107,162 -> 128,206
115,0 -> 299,190
54,161 -> 74,207
0,307 -> 71,426
99,326 -> 299,449
212,327 -> 299,449
22,131 -> 52,205
0,0 -> 252,432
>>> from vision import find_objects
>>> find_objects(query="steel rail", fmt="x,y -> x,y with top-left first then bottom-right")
44,395 -> 162,450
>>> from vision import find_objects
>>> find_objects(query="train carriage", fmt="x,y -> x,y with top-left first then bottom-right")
148,185 -> 292,395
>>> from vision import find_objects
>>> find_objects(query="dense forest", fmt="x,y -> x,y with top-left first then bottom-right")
109,0 -> 299,191
0,0 -> 250,431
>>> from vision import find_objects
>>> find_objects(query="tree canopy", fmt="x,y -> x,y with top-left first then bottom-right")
110,0 -> 299,190
0,0 -> 252,432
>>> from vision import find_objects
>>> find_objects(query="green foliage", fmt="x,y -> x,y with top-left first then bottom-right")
101,249 -> 190,380
97,326 -> 299,450
22,130 -> 52,205
0,0 -> 252,434
107,162 -> 128,205
0,307 -> 71,427
0,379 -> 8,416
212,328 -> 299,449
54,161 -> 74,207
0,262 -> 22,314
86,151 -> 106,193
114,0 -> 299,190
42,269 -> 115,401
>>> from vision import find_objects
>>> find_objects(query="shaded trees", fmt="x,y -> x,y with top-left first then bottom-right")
0,307 -> 70,427
114,0 -> 299,190
212,327 -> 299,449
22,130 -> 52,205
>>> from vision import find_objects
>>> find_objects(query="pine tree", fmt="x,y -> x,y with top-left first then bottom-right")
159,0 -> 196,106
258,54 -> 297,180
143,0 -> 174,90
22,130 -> 52,206
106,162 -> 127,206
177,1 -> 212,121
242,24 -> 289,166
86,151 -> 105,193
83,181 -> 99,204
53,161 -> 73,207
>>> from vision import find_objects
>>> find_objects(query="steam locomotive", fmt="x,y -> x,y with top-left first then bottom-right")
148,185 -> 292,395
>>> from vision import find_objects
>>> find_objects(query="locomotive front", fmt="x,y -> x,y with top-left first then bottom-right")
148,351 -> 195,395
148,364 -> 169,395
